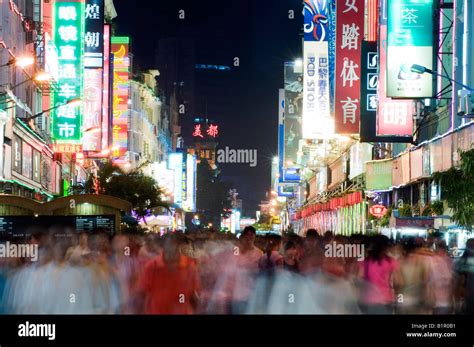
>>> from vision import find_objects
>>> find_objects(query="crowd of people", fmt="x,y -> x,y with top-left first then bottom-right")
0,226 -> 473,314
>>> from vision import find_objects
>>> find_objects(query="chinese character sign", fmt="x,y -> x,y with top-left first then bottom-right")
192,124 -> 219,138
82,68 -> 103,151
377,24 -> 414,137
84,0 -> 104,68
102,24 -> 111,150
52,0 -> 84,144
387,0 -> 434,98
111,37 -> 130,159
335,0 -> 364,134
303,0 -> 333,139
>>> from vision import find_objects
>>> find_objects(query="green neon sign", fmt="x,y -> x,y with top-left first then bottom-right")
52,1 -> 85,143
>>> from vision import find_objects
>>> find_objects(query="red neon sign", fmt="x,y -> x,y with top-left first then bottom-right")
193,124 -> 219,138
207,124 -> 219,138
192,124 -> 204,138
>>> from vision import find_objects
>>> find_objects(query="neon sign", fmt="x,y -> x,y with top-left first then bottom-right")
193,124 -> 219,138
52,0 -> 85,144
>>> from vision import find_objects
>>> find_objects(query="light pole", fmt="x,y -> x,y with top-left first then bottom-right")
22,98 -> 81,123
0,56 -> 35,69
1,71 -> 52,94
410,64 -> 474,143
410,64 -> 473,92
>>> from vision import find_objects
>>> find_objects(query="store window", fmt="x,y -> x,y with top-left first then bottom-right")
33,150 -> 41,183
22,144 -> 33,179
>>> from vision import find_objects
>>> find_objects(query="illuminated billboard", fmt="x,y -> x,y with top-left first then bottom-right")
111,36 -> 130,160
183,154 -> 196,212
102,24 -> 111,151
284,62 -> 303,166
334,0 -> 364,134
386,0 -> 434,98
82,68 -> 103,151
377,23 -> 414,137
52,0 -> 85,144
168,153 -> 184,207
303,0 -> 332,139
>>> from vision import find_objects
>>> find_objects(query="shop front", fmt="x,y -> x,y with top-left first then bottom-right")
294,191 -> 366,235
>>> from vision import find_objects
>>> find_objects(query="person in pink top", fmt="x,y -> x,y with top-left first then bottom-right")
429,240 -> 454,314
358,235 -> 401,314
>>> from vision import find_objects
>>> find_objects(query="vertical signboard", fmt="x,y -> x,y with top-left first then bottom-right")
377,20 -> 414,137
82,68 -> 103,151
303,0 -> 333,138
335,0 -> 364,134
284,62 -> 303,166
278,88 -> 285,182
111,36 -> 130,160
360,40 -> 413,142
84,0 -> 104,68
52,0 -> 85,144
184,154 -> 196,212
366,0 -> 379,42
82,0 -> 104,152
360,41 -> 379,141
387,0 -> 434,98
102,24 -> 111,151
169,153 -> 183,207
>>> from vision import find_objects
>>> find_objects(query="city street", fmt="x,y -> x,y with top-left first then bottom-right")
0,0 -> 473,329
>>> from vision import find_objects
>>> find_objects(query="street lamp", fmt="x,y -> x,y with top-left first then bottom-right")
410,64 -> 474,142
410,64 -> 473,92
0,56 -> 35,69
22,98 -> 81,122
1,71 -> 52,93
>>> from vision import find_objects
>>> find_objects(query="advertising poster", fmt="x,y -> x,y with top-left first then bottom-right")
284,62 -> 303,166
387,0 -> 434,98
303,0 -> 333,138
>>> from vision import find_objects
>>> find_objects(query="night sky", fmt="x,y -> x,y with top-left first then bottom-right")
113,0 -> 302,215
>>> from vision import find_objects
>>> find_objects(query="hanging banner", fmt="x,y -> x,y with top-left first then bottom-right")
335,0 -> 364,134
84,0 -> 104,68
111,36 -> 130,160
377,23 -> 414,138
284,62 -> 303,166
366,159 -> 393,191
52,0 -> 85,144
303,0 -> 333,139
387,0 -> 434,98
349,142 -> 373,179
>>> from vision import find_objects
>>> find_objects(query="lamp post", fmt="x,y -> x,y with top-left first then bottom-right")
410,64 -> 473,92
410,64 -> 474,143
0,56 -> 35,69
22,98 -> 81,123
1,71 -> 53,99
